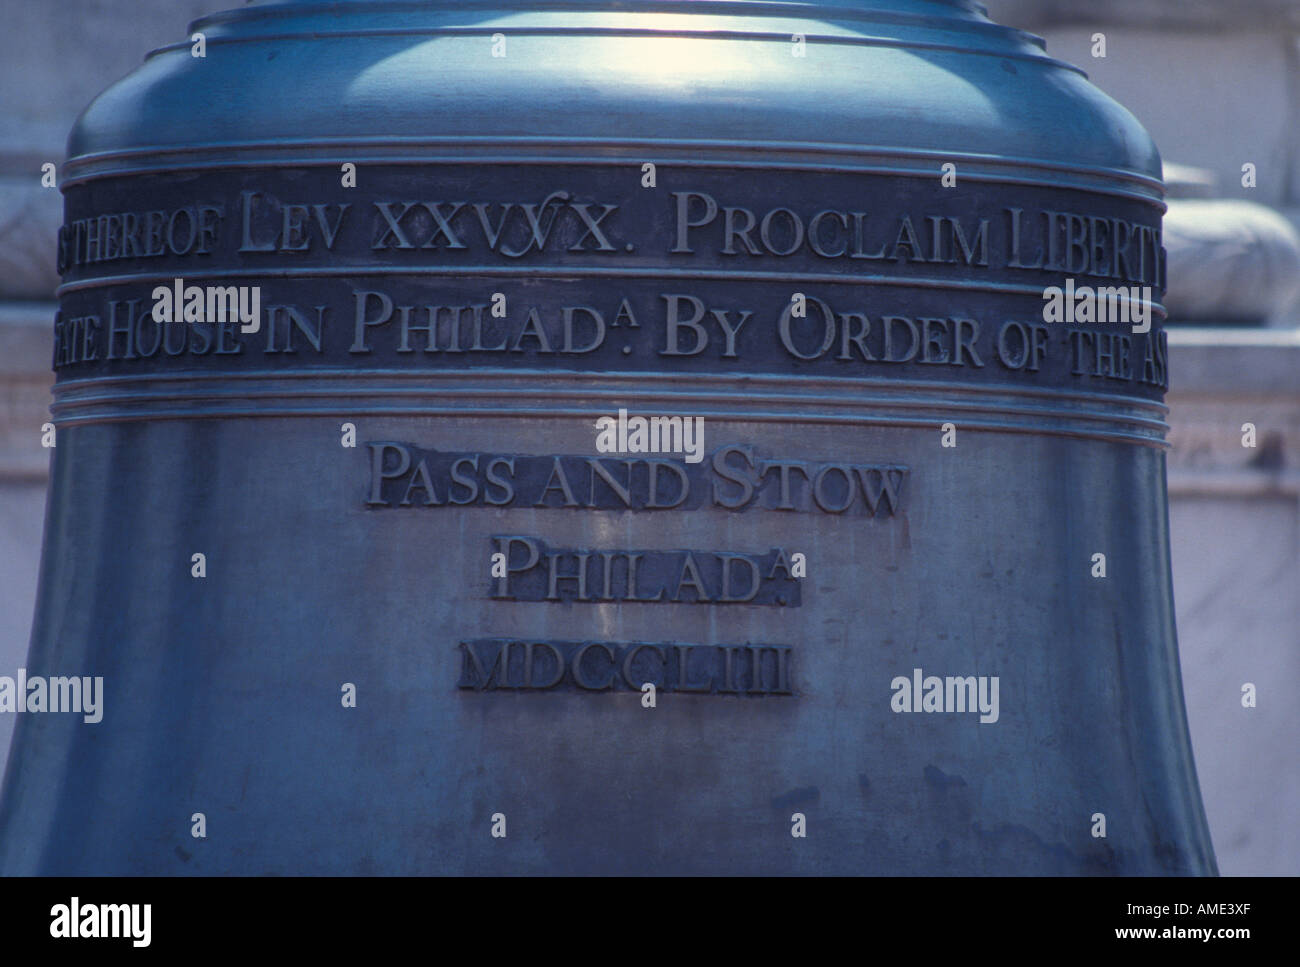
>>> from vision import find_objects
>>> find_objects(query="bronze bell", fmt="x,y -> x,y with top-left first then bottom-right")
0,0 -> 1215,875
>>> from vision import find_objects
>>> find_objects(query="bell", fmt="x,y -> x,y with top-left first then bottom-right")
0,0 -> 1216,875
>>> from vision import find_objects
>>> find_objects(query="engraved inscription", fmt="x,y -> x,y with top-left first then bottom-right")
457,639 -> 795,695
58,178 -> 1165,291
365,442 -> 909,516
54,163 -> 1172,398
54,284 -> 1170,392
489,536 -> 801,606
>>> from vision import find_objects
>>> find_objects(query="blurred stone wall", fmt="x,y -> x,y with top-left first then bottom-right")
987,0 -> 1300,221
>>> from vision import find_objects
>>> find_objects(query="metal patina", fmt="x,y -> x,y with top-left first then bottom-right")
0,0 -> 1216,874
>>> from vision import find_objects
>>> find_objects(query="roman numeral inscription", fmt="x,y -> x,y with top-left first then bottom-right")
458,639 -> 794,696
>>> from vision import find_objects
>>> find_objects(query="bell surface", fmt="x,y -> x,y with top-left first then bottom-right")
0,0 -> 1217,875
